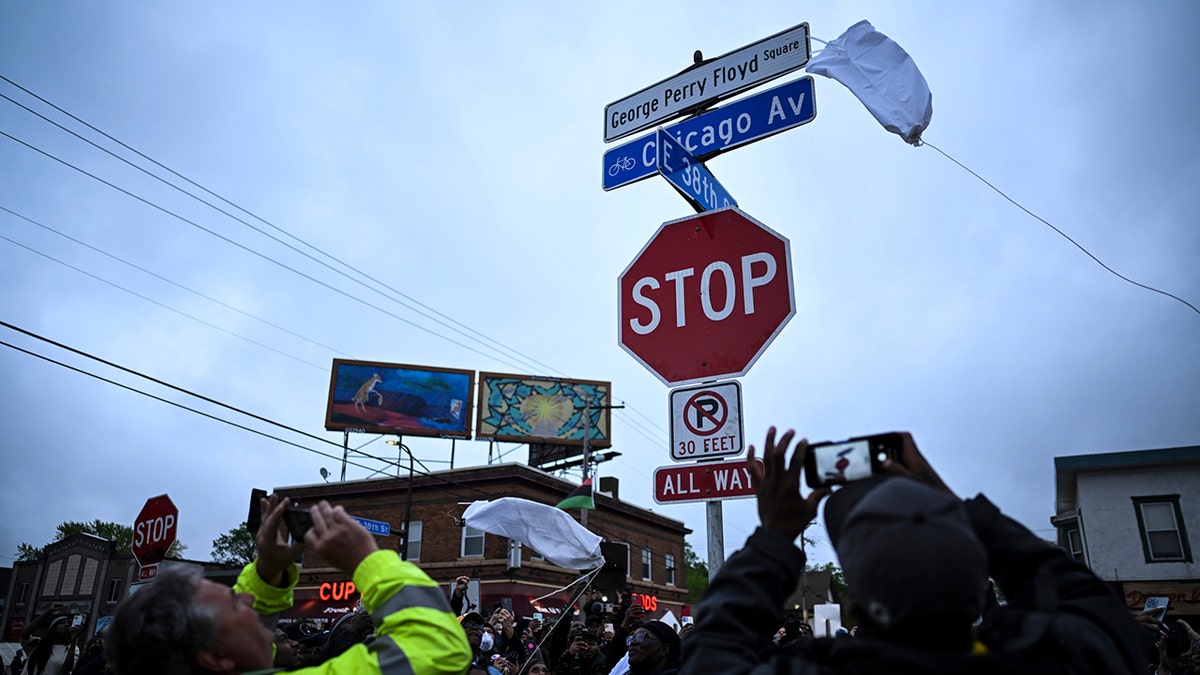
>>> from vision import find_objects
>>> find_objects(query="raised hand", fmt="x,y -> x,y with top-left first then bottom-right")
747,427 -> 829,540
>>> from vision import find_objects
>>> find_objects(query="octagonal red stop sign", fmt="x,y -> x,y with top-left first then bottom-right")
132,494 -> 178,567
619,207 -> 794,385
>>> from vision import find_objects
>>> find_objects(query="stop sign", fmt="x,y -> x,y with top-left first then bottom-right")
132,494 -> 178,567
619,207 -> 794,385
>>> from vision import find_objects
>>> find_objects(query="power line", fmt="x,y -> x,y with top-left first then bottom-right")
0,320 -> 497,502
0,203 -> 345,357
0,76 -> 564,376
0,232 -> 328,370
0,79 -> 671,461
923,140 -> 1200,317
0,128 -> 543,372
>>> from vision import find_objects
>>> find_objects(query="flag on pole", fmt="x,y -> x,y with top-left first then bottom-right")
556,478 -> 595,510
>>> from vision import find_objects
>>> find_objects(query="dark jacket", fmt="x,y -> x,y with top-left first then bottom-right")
680,494 -> 1146,675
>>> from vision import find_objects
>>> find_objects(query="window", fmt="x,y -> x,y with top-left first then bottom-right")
641,548 -> 652,581
462,526 -> 485,557
1065,527 -> 1085,562
405,520 -> 423,561
43,560 -> 62,597
80,558 -> 100,595
61,554 -> 81,595
106,578 -> 122,604
1133,496 -> 1192,563
665,553 -> 676,586
16,582 -> 30,606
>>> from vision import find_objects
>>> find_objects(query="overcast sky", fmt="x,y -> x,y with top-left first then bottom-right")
2,2 -> 1197,576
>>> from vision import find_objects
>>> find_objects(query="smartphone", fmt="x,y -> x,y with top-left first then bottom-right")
500,597 -> 514,614
71,615 -> 84,628
246,488 -> 268,534
533,612 -> 543,622
1144,596 -> 1170,623
604,622 -> 614,634
283,508 -> 314,539
804,433 -> 902,489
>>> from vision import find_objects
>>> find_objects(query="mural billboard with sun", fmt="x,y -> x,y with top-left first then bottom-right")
475,373 -> 612,449
325,359 -> 475,438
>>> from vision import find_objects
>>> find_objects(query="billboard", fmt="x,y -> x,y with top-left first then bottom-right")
325,359 -> 474,438
476,373 -> 612,448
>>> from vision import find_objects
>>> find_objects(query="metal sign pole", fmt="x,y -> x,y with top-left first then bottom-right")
340,430 -> 350,481
706,500 -> 724,579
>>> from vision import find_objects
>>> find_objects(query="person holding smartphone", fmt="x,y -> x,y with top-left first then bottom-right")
18,605 -> 80,675
680,427 -> 1148,675
105,493 -> 471,675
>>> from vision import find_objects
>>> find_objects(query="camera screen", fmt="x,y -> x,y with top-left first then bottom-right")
813,440 -> 872,484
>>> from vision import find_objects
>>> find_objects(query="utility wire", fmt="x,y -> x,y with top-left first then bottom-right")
923,140 -> 1199,317
0,204 -> 345,357
0,78 -> 670,456
0,319 -> 497,501
0,233 -> 328,370
0,76 -> 563,376
0,128 -> 539,372
0,336 -> 364,469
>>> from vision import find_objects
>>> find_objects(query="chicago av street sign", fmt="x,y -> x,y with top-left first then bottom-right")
653,458 -> 762,504
656,128 -> 736,213
604,22 -> 810,142
603,76 -> 816,191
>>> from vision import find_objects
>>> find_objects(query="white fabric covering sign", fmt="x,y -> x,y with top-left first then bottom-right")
806,20 -> 933,144
462,497 -> 605,570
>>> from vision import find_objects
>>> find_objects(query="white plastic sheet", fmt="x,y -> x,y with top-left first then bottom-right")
462,497 -> 605,570
806,20 -> 933,144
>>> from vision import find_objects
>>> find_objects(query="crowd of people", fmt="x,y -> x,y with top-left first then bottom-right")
8,428 -> 1199,675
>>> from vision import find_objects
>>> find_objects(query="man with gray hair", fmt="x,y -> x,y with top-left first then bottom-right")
105,494 -> 471,675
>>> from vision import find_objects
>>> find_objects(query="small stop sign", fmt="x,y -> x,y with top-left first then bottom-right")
132,494 -> 178,567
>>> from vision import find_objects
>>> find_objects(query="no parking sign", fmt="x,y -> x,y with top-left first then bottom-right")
669,380 -> 744,461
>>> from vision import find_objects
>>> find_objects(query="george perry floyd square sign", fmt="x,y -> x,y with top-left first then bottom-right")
604,22 -> 810,143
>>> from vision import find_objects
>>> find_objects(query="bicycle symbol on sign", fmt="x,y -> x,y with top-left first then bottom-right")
607,156 -> 637,176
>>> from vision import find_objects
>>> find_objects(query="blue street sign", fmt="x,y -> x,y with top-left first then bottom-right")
350,515 -> 391,536
603,76 -> 816,191
657,128 -> 737,213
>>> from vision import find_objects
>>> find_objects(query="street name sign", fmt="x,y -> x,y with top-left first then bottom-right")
656,128 -> 736,213
604,22 -> 810,142
604,76 -> 816,191
619,207 -> 795,385
670,380 -> 743,461
350,515 -> 391,536
653,458 -> 762,504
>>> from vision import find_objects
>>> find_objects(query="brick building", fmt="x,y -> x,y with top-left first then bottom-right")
273,462 -> 691,622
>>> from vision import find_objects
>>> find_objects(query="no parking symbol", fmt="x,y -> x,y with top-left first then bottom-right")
669,380 -> 744,461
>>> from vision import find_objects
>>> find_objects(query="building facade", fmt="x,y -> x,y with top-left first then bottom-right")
273,462 -> 692,623
2,533 -> 139,642
1053,444 -> 1200,621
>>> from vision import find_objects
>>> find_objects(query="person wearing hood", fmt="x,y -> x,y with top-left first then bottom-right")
681,427 -> 1147,675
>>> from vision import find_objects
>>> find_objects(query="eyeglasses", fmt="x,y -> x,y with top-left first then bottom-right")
626,630 -> 659,647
